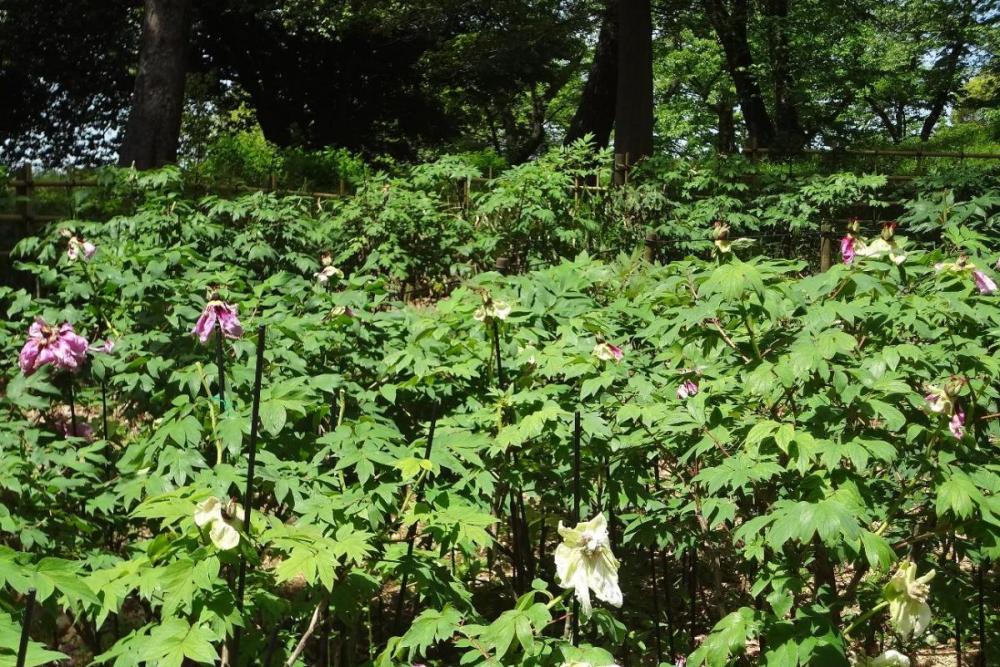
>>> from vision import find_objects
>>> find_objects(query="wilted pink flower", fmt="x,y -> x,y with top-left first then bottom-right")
881,221 -> 898,240
67,237 -> 96,261
972,270 -> 997,295
677,379 -> 699,400
950,409 -> 965,439
56,419 -> 94,441
593,342 -> 624,362
192,300 -> 243,343
841,235 -> 856,264
19,318 -> 89,375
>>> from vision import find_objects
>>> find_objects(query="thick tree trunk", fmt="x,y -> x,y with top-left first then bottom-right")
707,0 -> 776,149
763,0 -> 805,149
613,0 -> 654,183
117,0 -> 192,169
715,98 -> 736,153
565,0 -> 618,148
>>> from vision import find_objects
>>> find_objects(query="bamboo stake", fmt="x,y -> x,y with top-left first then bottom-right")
231,324 -> 267,663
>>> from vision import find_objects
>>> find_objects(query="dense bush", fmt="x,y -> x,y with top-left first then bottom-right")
1,158 -> 999,667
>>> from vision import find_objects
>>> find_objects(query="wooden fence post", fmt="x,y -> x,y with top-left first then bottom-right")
15,164 -> 34,223
819,221 -> 832,272
8,164 -> 36,294
643,232 -> 658,263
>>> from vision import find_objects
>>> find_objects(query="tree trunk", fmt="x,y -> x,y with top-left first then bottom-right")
762,0 -> 805,149
715,98 -> 736,153
920,39 -> 966,142
117,0 -> 192,169
866,98 -> 903,144
613,0 -> 654,183
565,0 -> 618,148
707,0 -> 776,149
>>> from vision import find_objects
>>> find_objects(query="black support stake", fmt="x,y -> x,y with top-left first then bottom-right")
977,561 -> 987,667
572,410 -> 581,646
15,588 -> 36,667
231,324 -> 266,664
101,380 -> 109,439
649,546 -> 662,662
68,378 -> 77,435
394,409 -> 439,632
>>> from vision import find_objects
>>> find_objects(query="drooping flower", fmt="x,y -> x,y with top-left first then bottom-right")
884,560 -> 935,639
314,264 -> 344,284
933,255 -> 997,294
677,379 -> 699,400
191,300 -> 243,343
972,270 -> 997,294
473,297 -> 512,322
855,238 -> 906,265
19,318 -> 89,375
554,513 -> 623,616
923,385 -> 952,414
881,220 -> 898,240
328,305 -> 355,318
193,497 -> 245,550
592,342 -> 624,363
949,408 -> 965,439
67,237 -> 96,261
713,221 -> 732,255
841,234 -> 856,264
855,650 -> 911,667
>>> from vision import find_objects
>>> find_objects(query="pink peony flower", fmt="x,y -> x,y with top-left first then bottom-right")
972,270 -> 997,295
841,235 -> 856,264
950,408 -> 965,439
191,300 -> 244,344
56,419 -> 94,441
677,379 -> 699,400
19,318 -> 89,375
67,237 -> 96,261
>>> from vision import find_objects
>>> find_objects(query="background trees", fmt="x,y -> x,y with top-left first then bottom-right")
0,0 -> 997,168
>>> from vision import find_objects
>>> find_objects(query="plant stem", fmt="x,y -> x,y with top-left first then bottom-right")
843,600 -> 888,638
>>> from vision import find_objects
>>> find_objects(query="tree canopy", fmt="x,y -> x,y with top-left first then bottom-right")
0,0 -> 998,166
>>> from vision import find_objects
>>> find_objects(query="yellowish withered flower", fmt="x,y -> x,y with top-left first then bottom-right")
884,560 -> 935,638
554,513 -> 623,616
194,497 -> 245,550
474,298 -> 512,322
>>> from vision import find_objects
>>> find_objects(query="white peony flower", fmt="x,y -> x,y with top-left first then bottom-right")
884,560 -> 935,638
194,497 -> 245,550
474,297 -> 512,322
855,650 -> 910,667
554,513 -> 623,616
314,265 -> 344,283
855,238 -> 906,265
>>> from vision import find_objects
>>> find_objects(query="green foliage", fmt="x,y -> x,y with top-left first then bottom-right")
1,156 -> 1000,667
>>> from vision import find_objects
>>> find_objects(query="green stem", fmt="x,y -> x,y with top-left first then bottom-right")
546,589 -> 572,610
197,363 -> 223,465
741,307 -> 763,361
843,600 -> 889,639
